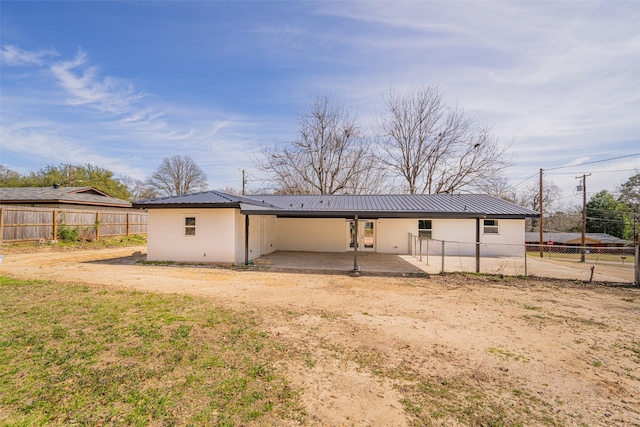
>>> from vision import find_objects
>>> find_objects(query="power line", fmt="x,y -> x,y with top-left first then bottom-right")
546,169 -> 639,176
544,153 -> 640,171
512,172 -> 539,189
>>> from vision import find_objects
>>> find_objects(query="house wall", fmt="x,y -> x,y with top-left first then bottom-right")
376,218 -> 416,253
276,218 -> 347,252
147,208 -> 238,264
233,210 -> 246,264
147,210 -> 528,263
423,218 -> 526,256
248,215 -> 277,259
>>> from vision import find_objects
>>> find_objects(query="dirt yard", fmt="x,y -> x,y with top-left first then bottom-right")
2,245 -> 639,426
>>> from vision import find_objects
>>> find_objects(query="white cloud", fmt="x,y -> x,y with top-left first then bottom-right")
0,44 -> 57,66
1,45 -> 276,188
49,50 -> 147,120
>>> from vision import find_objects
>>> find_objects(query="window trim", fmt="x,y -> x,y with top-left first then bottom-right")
184,215 -> 197,237
418,219 -> 432,239
483,219 -> 499,235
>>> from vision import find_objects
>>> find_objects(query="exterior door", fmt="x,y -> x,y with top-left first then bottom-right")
348,220 -> 375,251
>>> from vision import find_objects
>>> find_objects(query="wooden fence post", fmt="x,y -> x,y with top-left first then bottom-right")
126,213 -> 130,237
53,210 -> 58,240
95,211 -> 100,241
0,208 -> 4,243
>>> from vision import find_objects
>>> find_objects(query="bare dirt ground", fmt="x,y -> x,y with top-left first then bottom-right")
2,245 -> 640,426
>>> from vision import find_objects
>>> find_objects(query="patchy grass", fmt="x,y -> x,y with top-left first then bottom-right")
305,336 -> 561,427
487,347 -> 531,363
1,235 -> 147,253
0,275 -> 303,426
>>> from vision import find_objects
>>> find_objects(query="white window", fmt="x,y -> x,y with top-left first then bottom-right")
185,216 -> 196,236
418,220 -> 432,238
483,219 -> 499,234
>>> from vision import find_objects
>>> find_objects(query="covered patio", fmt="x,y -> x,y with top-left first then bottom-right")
253,250 -> 433,274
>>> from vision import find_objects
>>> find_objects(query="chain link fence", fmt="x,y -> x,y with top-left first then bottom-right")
409,234 -> 638,285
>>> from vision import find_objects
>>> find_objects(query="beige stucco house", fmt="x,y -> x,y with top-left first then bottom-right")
133,191 -> 538,267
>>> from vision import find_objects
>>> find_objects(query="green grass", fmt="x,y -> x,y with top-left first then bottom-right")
57,234 -> 147,248
0,275 -> 303,426
5,235 -> 147,251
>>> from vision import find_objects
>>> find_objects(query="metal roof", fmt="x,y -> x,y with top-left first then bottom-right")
135,191 -> 538,219
525,232 -> 629,245
0,186 -> 132,207
133,190 -> 278,209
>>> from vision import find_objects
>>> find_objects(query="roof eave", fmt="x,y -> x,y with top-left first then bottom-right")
133,202 -> 241,209
239,208 -> 535,219
1,198 -> 131,207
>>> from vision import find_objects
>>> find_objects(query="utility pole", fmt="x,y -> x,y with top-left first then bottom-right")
576,173 -> 591,262
539,168 -> 544,257
68,165 -> 73,187
239,169 -> 246,195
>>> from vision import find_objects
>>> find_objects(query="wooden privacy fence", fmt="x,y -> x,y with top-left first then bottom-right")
0,205 -> 147,243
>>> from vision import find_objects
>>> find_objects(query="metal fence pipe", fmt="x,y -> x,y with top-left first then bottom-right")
635,244 -> 639,286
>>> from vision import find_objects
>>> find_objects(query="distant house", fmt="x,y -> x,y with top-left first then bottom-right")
134,191 -> 538,266
0,186 -> 133,211
525,232 -> 629,248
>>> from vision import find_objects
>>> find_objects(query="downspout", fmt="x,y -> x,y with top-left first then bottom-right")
353,214 -> 359,272
245,215 -> 249,266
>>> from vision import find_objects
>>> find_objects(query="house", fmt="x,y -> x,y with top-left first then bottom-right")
133,191 -> 538,266
525,232 -> 629,249
0,186 -> 133,211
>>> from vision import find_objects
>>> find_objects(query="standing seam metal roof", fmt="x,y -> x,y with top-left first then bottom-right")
134,191 -> 539,218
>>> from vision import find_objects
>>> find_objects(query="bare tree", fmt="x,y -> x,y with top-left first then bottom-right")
546,204 -> 582,233
119,175 -> 159,201
518,180 -> 561,232
474,176 -> 517,202
376,86 -> 514,194
218,186 -> 242,196
255,95 -> 386,195
147,155 -> 208,197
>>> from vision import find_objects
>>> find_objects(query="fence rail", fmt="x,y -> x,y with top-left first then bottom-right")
0,205 -> 147,242
409,233 -> 639,285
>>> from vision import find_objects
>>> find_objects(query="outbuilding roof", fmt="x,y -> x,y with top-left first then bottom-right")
0,186 -> 132,208
525,232 -> 629,245
134,191 -> 538,219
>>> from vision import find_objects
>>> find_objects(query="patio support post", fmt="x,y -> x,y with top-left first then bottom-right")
476,217 -> 481,273
353,214 -> 359,271
244,215 -> 249,266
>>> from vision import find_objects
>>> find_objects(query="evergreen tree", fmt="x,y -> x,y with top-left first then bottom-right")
586,190 -> 626,238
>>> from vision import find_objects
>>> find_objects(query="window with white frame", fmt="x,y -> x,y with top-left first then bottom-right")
184,216 -> 196,236
483,219 -> 499,234
418,219 -> 432,238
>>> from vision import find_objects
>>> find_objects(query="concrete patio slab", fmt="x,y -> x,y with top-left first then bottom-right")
254,251 -> 428,274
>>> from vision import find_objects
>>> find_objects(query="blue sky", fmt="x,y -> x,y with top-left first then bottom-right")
1,1 -> 639,205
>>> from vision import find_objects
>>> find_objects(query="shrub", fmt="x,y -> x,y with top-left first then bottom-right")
57,223 -> 79,242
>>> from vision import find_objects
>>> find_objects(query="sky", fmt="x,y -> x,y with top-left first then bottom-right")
1,0 -> 639,207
